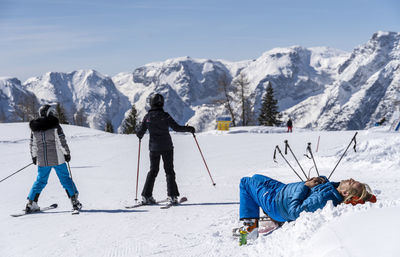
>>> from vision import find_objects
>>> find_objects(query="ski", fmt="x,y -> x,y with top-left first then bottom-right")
232,224 -> 281,237
11,203 -> 58,217
125,198 -> 169,209
160,196 -> 187,209
72,209 -> 80,215
232,217 -> 283,237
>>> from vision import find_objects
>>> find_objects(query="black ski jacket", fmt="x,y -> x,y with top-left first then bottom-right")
136,108 -> 192,151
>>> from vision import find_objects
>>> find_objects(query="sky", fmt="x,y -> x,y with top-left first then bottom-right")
0,0 -> 399,81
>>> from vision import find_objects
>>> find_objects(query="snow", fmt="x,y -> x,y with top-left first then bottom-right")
0,123 -> 399,257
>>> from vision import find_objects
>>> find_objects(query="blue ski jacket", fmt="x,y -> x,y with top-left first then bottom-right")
274,178 -> 343,221
239,175 -> 343,222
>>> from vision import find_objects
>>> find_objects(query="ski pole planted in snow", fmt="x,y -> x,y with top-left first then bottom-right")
0,163 -> 33,183
135,139 -> 142,201
328,132 -> 358,180
306,142 -> 320,177
284,140 -> 308,180
273,145 -> 304,182
192,133 -> 216,186
66,162 -> 78,195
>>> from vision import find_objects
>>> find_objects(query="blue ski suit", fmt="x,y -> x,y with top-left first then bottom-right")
239,174 -> 343,222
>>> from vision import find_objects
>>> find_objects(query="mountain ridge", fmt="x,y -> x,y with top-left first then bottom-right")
1,31 -> 399,132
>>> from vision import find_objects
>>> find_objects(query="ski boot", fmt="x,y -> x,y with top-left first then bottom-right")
238,218 -> 259,246
71,195 -> 82,213
25,200 -> 40,213
142,196 -> 157,205
167,196 -> 178,205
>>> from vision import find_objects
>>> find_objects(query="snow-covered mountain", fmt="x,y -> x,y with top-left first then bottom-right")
0,31 -> 399,132
24,70 -> 130,131
317,31 -> 400,130
241,45 -> 349,127
0,77 -> 38,122
113,57 -> 247,131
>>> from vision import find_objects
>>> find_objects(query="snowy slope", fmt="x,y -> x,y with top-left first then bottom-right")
0,123 -> 399,257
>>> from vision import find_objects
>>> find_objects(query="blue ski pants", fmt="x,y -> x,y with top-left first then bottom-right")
239,174 -> 285,221
28,163 -> 78,201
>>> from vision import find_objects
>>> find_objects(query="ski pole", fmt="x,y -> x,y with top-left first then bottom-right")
328,132 -> 358,180
135,139 -> 142,202
0,163 -> 33,183
66,161 -> 78,195
284,140 -> 308,180
274,145 -> 304,181
192,133 -> 216,186
306,142 -> 320,177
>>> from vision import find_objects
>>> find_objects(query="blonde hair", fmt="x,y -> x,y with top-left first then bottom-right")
343,183 -> 372,203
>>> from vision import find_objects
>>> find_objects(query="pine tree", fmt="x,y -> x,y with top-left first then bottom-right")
55,103 -> 69,124
122,105 -> 138,134
258,82 -> 281,126
105,121 -> 114,133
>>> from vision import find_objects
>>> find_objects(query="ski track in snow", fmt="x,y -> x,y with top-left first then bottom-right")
1,123 -> 399,257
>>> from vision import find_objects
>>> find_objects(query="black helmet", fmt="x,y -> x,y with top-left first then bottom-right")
150,93 -> 164,108
38,104 -> 55,117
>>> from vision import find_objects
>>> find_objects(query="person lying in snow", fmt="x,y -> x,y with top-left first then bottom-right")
238,174 -> 376,239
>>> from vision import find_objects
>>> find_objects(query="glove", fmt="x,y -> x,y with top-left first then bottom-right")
32,157 -> 37,165
187,126 -> 195,134
64,154 -> 71,162
136,134 -> 143,140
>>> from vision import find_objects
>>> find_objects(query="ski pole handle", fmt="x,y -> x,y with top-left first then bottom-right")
328,132 -> 358,179
284,140 -> 288,155
285,140 -> 308,180
274,145 -> 304,182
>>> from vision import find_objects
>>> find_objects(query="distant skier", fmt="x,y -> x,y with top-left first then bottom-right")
237,174 -> 376,241
25,104 -> 82,213
136,94 -> 195,205
286,118 -> 293,133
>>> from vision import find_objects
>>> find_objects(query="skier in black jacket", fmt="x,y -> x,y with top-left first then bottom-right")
136,94 -> 195,205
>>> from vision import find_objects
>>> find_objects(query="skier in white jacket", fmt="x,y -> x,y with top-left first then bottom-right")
25,104 -> 82,213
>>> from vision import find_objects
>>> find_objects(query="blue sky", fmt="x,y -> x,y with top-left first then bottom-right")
0,0 -> 399,81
